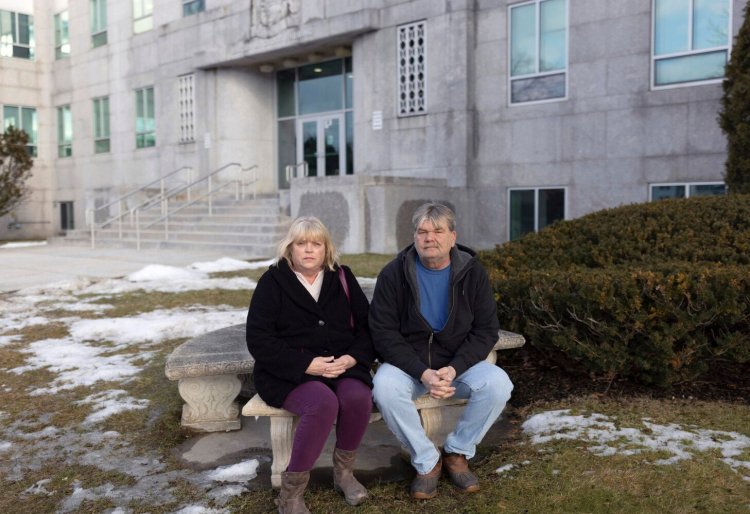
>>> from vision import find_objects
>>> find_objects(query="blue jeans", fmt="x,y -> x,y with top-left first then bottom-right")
372,361 -> 513,474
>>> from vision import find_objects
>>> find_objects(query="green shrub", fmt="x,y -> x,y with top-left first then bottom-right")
481,195 -> 750,387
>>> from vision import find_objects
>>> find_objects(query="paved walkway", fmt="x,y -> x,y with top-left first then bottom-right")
0,243 -> 243,293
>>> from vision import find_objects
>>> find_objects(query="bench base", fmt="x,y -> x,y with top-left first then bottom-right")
178,375 -> 242,432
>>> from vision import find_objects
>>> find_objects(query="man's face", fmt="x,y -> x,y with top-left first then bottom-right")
414,219 -> 456,269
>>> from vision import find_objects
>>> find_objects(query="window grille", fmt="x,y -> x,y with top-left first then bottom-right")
178,74 -> 195,143
397,21 -> 426,117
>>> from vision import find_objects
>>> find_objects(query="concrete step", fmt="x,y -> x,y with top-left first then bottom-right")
58,194 -> 291,255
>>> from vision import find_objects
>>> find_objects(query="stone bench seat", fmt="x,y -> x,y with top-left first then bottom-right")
241,330 -> 525,488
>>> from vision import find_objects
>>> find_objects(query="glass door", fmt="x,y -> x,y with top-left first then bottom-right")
297,114 -> 344,177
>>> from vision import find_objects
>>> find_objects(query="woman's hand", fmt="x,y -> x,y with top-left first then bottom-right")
305,354 -> 356,378
305,356 -> 335,376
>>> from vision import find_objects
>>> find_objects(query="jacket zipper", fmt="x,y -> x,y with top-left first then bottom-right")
428,331 -> 433,368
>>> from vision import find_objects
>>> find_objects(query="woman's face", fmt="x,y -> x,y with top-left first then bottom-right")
290,237 -> 325,276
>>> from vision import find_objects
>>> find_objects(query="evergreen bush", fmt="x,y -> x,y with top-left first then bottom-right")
720,0 -> 750,194
480,196 -> 750,387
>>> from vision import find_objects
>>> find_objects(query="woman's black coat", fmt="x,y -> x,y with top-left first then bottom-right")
246,258 -> 374,408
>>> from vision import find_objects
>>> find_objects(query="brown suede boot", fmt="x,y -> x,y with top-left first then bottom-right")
276,471 -> 311,514
442,452 -> 480,493
410,458 -> 442,500
332,447 -> 368,506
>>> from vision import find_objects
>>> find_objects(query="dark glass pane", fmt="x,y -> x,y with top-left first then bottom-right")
324,118 -> 340,176
278,119 -> 295,189
18,13 -> 30,45
302,120 -> 317,177
277,69 -> 296,118
652,185 -> 686,200
510,190 -> 535,240
345,57 -> 353,109
298,60 -> 343,115
689,184 -> 726,197
538,188 -> 565,230
13,45 -> 30,59
345,111 -> 353,175
511,73 -> 565,103
95,139 -> 110,154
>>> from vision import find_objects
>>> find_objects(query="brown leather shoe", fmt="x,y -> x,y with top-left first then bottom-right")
410,458 -> 442,500
442,452 -> 480,493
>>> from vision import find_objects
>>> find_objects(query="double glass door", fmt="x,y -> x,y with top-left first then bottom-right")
297,114 -> 344,177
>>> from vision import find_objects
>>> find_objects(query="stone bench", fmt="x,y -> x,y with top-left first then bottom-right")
164,280 -> 526,487
241,329 -> 525,488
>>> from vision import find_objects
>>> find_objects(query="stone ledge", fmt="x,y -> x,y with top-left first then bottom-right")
165,324 -> 254,381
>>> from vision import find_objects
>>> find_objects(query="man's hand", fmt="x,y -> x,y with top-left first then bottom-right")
421,367 -> 456,399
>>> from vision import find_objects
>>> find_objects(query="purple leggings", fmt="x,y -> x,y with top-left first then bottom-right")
282,378 -> 372,472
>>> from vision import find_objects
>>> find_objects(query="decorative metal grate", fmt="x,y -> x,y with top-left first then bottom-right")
397,21 -> 426,116
178,74 -> 195,143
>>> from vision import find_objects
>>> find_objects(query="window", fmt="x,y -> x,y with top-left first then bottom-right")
508,0 -> 567,104
509,187 -> 565,240
60,201 -> 74,231
0,10 -> 34,59
178,74 -> 195,143
183,0 -> 205,16
135,87 -> 155,148
54,11 -> 70,59
3,105 -> 37,156
90,0 -> 107,47
57,105 -> 73,157
652,0 -> 731,87
93,97 -> 110,153
650,182 -> 727,200
133,0 -> 153,33
397,20 -> 426,116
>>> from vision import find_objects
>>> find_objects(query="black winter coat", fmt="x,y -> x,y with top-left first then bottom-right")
246,259 -> 374,408
368,243 -> 499,380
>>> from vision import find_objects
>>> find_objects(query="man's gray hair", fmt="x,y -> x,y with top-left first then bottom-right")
412,202 -> 456,232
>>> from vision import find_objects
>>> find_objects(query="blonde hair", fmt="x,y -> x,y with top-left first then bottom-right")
276,216 -> 339,271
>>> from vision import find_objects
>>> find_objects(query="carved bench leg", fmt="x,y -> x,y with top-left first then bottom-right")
419,407 -> 444,448
178,375 -> 241,432
269,416 -> 298,489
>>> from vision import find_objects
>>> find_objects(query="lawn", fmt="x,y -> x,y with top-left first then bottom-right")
0,254 -> 747,513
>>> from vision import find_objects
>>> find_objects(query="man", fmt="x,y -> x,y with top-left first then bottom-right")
369,202 -> 513,500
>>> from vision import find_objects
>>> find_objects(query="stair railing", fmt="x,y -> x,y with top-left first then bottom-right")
285,161 -> 309,183
133,162 -> 258,250
86,166 -> 193,248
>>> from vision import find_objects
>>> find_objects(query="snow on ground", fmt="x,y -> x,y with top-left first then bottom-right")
2,256 -> 748,510
0,241 -> 47,249
190,257 -> 274,273
522,409 -> 750,479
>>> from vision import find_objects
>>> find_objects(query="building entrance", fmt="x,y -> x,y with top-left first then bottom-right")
277,57 -> 352,188
297,114 -> 344,177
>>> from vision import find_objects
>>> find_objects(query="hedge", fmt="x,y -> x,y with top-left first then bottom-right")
480,195 -> 750,387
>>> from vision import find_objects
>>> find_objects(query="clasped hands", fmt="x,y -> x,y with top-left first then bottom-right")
421,366 -> 457,399
306,354 -> 356,378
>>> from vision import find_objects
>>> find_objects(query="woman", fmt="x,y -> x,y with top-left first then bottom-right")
246,216 -> 374,514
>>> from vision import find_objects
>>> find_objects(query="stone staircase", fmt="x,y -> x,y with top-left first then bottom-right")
51,196 -> 292,258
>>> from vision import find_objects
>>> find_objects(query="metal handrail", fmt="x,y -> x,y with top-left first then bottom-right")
285,161 -> 308,182
132,162 -> 258,250
87,165 -> 193,248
